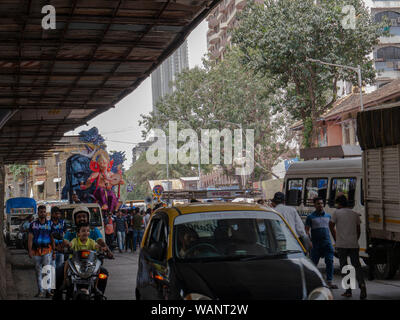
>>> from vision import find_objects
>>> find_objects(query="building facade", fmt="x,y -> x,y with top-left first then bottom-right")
291,79 -> 400,157
5,136 -> 87,202
372,0 -> 400,88
151,41 -> 189,113
206,0 -> 262,61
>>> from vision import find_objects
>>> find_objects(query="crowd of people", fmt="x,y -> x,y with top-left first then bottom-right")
103,207 -> 151,253
268,191 -> 367,300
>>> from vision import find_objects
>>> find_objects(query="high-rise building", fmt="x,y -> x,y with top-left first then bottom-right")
206,0 -> 262,61
151,40 -> 189,113
371,0 -> 400,88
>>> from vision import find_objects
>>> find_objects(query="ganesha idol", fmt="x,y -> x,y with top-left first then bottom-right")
80,149 -> 124,213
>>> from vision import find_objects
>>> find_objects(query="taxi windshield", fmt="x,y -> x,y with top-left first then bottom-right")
173,210 -> 303,261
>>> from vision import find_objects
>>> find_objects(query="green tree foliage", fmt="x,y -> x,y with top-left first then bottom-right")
120,153 -> 197,201
140,48 -> 294,183
8,164 -> 31,180
232,0 -> 389,146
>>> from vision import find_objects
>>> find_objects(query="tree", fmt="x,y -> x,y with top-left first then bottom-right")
120,153 -> 197,201
232,0 -> 389,147
140,48 -> 294,185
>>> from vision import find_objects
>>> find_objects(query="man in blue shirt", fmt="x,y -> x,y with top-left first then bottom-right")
28,205 -> 55,298
305,197 -> 337,289
50,206 -> 66,272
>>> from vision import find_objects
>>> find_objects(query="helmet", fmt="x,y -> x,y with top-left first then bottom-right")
72,206 -> 90,222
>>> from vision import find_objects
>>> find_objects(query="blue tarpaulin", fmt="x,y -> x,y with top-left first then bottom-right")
6,197 -> 37,214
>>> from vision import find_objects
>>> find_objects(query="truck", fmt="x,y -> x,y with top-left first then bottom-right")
4,197 -> 37,246
357,103 -> 400,279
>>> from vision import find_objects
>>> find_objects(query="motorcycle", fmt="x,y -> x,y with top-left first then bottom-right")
62,249 -> 109,300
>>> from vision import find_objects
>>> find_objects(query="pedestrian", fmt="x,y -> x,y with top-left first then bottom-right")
329,195 -> 367,299
125,209 -> 134,252
305,197 -> 338,289
50,207 -> 66,284
104,211 -> 115,251
132,207 -> 145,252
270,192 -> 310,247
143,208 -> 151,230
115,209 -> 128,253
28,205 -> 55,298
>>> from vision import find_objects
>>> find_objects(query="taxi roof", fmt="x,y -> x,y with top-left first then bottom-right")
159,202 -> 279,217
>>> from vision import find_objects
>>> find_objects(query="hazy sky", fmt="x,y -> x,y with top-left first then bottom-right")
67,20 -> 209,169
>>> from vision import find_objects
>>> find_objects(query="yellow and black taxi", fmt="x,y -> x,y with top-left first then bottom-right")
135,203 -> 333,300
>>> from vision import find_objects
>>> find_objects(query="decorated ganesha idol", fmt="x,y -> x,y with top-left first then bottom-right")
80,149 -> 124,212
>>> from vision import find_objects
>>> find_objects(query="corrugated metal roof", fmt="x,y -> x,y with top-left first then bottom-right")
0,0 -> 222,164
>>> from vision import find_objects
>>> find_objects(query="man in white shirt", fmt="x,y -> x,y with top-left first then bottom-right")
329,195 -> 367,300
270,192 -> 310,245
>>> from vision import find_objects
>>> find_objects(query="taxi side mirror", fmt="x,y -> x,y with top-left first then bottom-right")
149,242 -> 164,261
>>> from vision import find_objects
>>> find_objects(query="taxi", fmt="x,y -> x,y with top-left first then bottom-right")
135,203 -> 332,300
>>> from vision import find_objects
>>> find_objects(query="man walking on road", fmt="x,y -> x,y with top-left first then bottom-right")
115,209 -> 128,253
28,205 -> 55,298
330,195 -> 367,299
132,208 -> 145,252
270,192 -> 310,247
305,197 -> 338,289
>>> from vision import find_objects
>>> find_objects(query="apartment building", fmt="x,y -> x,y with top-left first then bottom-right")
372,0 -> 400,88
151,41 -> 189,113
206,0 -> 263,61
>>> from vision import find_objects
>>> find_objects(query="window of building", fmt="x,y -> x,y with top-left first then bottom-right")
304,178 -> 328,207
38,183 -> 44,194
376,46 -> 400,61
285,179 -> 303,206
375,11 -> 400,25
55,182 -> 60,193
328,178 -> 357,208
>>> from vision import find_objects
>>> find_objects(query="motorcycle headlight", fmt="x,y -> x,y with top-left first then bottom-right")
308,287 -> 333,300
184,293 -> 212,300
74,263 -> 95,279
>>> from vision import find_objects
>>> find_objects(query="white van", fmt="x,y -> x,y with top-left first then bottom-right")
283,157 -> 367,259
58,203 -> 105,239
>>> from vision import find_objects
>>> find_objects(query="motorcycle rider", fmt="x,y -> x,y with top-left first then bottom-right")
53,206 -> 113,299
63,223 -> 101,292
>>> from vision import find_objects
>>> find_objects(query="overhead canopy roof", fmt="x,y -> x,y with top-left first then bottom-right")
0,0 -> 221,164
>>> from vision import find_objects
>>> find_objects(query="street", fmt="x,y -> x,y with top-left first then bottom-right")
8,246 -> 400,300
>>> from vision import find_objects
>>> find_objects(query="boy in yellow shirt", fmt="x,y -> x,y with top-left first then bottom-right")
63,223 -> 100,285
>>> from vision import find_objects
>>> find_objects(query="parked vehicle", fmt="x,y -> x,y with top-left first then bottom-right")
5,197 -> 36,246
357,104 -> 400,279
283,157 -> 367,260
136,203 -> 332,300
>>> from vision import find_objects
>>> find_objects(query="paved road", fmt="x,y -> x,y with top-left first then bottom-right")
9,247 -> 400,300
